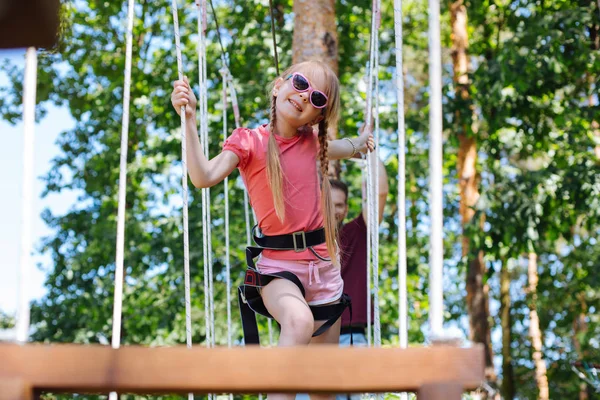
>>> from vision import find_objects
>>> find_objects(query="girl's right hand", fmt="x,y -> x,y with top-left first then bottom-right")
171,76 -> 197,117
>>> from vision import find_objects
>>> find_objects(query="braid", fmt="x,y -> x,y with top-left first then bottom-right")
269,95 -> 277,140
318,119 -> 339,267
318,120 -> 329,177
267,95 -> 285,222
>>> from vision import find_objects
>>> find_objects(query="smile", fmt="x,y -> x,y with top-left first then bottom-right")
288,99 -> 303,112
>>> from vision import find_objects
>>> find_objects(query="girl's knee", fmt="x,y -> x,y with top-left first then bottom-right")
281,310 -> 314,342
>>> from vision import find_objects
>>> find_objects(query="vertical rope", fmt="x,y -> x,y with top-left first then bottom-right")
201,0 -> 216,348
196,0 -> 212,355
16,47 -> 37,344
428,0 -> 444,338
226,75 -> 252,246
372,0 -> 382,351
111,0 -> 135,352
221,67 -> 232,352
220,66 -> 234,400
394,4 -> 409,399
394,0 -> 409,371
364,0 -> 378,348
108,2 -> 134,397
171,2 -> 193,400
268,0 -> 280,75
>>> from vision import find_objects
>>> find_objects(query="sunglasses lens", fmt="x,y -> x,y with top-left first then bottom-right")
292,74 -> 310,91
311,91 -> 328,108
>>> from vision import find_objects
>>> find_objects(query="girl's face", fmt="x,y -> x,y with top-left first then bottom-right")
273,70 -> 327,128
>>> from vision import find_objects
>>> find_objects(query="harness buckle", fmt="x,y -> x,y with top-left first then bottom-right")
292,231 -> 307,252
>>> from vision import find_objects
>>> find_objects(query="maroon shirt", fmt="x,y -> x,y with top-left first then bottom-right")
340,214 -> 372,327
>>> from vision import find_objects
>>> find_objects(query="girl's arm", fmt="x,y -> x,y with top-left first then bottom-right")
327,123 -> 374,160
172,78 -> 239,188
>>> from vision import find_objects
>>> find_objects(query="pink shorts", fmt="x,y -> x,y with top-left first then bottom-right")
256,256 -> 344,306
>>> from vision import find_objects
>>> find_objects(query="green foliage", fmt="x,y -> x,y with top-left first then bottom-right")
0,310 -> 15,330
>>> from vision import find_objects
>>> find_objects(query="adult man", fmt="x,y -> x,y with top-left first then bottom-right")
331,156 -> 389,346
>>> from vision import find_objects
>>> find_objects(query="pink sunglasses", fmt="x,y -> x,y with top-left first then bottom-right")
286,72 -> 329,109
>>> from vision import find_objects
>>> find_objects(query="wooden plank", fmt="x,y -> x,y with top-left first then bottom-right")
0,377 -> 32,400
0,0 -> 60,49
0,343 -> 484,394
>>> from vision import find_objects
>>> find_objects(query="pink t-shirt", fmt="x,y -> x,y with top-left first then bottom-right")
223,124 -> 329,261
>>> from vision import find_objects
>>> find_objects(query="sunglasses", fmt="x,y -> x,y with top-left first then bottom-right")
286,72 -> 329,109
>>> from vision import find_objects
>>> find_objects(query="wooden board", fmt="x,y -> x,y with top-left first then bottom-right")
0,0 -> 60,49
0,378 -> 32,400
0,343 -> 484,394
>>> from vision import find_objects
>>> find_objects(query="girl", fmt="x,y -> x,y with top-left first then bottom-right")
171,60 -> 373,388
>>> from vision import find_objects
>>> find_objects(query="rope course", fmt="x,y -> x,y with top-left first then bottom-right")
0,1 -> 489,399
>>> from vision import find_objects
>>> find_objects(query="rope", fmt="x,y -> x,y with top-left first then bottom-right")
196,0 -> 212,353
393,0 -> 408,397
364,0 -> 377,347
171,2 -> 193,400
268,0 -> 280,75
208,0 -> 229,69
111,0 -> 134,352
16,47 -> 37,344
224,72 -> 252,246
221,68 -> 233,352
108,1 -> 134,398
203,1 -> 215,348
427,0 -> 444,338
372,0 -> 382,350
200,0 -> 216,349
394,0 -> 408,353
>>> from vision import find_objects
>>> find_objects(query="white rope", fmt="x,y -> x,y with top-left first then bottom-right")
16,47 -> 37,344
427,0 -> 444,338
225,74 -> 252,246
171,2 -> 193,400
372,0 -> 382,349
364,0 -> 378,348
111,0 -> 134,352
108,2 -> 134,397
208,182 -> 215,348
223,69 -> 235,400
244,190 -> 252,245
196,0 -> 212,354
220,67 -> 233,352
200,0 -> 216,348
394,0 -> 408,353
393,1 -> 408,398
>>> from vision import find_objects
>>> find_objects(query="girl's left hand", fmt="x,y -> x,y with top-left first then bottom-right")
356,122 -> 375,154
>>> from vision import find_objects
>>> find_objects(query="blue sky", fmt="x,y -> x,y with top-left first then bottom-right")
0,49 -> 77,315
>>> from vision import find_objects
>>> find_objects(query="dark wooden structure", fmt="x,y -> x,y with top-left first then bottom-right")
0,0 -> 60,49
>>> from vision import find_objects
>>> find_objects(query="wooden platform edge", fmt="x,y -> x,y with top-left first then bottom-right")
0,343 -> 485,394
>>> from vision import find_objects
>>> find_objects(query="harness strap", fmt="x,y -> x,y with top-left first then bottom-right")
238,246 -> 352,345
252,225 -> 326,252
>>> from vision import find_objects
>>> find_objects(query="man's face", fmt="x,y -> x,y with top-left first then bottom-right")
331,187 -> 348,225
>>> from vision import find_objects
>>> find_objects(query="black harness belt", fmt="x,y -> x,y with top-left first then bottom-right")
238,227 -> 352,345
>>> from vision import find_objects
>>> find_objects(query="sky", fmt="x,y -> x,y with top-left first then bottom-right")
0,48 -> 77,315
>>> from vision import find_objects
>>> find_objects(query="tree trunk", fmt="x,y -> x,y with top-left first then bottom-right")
450,0 -> 495,383
500,259 -> 515,400
527,253 -> 549,400
292,0 -> 338,74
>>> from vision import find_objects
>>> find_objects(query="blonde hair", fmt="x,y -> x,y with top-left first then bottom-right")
267,61 -> 341,266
